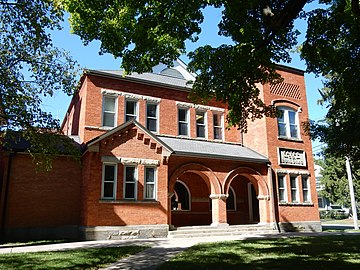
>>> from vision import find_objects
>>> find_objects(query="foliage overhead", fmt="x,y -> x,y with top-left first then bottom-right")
301,0 -> 360,160
0,0 -> 80,169
63,0 -> 360,158
316,155 -> 360,207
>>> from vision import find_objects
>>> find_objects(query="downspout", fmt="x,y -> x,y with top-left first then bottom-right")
268,163 -> 280,232
0,152 -> 13,243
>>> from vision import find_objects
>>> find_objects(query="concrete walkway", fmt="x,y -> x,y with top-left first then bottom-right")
1,231 -> 360,270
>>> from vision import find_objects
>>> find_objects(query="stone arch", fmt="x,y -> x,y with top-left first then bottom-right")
223,167 -> 270,200
169,163 -> 221,195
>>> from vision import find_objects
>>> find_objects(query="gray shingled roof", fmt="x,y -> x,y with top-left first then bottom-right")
87,70 -> 192,90
158,136 -> 269,163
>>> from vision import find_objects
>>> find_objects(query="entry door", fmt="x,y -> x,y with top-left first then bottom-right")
248,183 -> 260,223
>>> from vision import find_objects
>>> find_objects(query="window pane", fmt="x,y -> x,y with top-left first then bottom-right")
145,168 -> 155,183
126,101 -> 136,115
147,118 -> 157,132
288,111 -> 296,125
178,108 -> 187,122
290,124 -> 298,138
213,114 -> 221,126
104,97 -> 115,112
214,127 -> 222,139
290,176 -> 297,188
103,112 -> 115,127
291,190 -> 297,202
126,167 -> 135,182
104,165 -> 115,181
125,183 -> 135,198
278,123 -> 287,137
103,182 -> 114,198
147,104 -> 157,117
277,110 -> 285,122
302,177 -> 308,189
226,188 -> 235,210
197,125 -> 205,138
196,112 -> 205,124
145,184 -> 155,199
279,189 -> 285,202
179,122 -> 188,136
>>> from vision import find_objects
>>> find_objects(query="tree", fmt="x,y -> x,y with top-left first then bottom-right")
301,0 -> 360,160
316,155 -> 360,207
0,0 -> 80,168
62,0 -> 360,156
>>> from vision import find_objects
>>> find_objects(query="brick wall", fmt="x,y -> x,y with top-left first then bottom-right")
2,154 -> 81,228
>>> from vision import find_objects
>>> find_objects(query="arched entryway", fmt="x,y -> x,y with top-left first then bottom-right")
224,167 -> 270,225
169,163 -> 221,227
226,176 -> 260,225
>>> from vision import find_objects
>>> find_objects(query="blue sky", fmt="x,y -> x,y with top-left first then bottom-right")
45,4 -> 327,150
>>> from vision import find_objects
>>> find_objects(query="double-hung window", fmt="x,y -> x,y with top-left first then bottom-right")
178,108 -> 189,136
302,176 -> 310,202
102,96 -> 117,127
213,113 -> 223,140
196,111 -> 206,138
290,175 -> 299,202
278,174 -> 287,203
124,166 -> 137,199
102,164 -> 117,199
277,107 -> 299,139
144,167 -> 156,199
146,103 -> 158,132
125,100 -> 137,122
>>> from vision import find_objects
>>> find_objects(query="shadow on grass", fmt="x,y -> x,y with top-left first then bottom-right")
158,235 -> 360,270
0,246 -> 147,270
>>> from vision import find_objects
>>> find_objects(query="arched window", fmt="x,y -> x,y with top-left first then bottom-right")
171,181 -> 190,210
277,106 -> 299,139
226,186 -> 236,211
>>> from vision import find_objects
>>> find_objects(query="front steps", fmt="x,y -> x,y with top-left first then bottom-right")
168,224 -> 279,239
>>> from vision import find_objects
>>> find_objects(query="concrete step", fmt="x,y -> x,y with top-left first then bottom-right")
168,224 -> 278,239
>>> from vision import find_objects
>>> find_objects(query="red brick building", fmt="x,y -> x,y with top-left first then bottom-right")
0,60 -> 320,241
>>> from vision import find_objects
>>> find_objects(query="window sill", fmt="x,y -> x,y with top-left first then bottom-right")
85,126 -> 114,131
99,199 -> 160,204
278,136 -> 303,143
279,202 -> 314,207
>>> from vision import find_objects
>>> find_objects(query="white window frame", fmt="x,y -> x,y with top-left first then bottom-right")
302,175 -> 311,203
213,112 -> 224,140
172,180 -> 191,211
101,163 -> 117,200
178,107 -> 189,136
125,99 -> 138,122
290,175 -> 299,203
146,102 -> 159,133
144,167 -> 157,200
227,186 -> 237,211
278,174 -> 287,203
277,106 -> 300,139
123,165 -> 137,200
102,96 -> 117,127
196,110 -> 207,138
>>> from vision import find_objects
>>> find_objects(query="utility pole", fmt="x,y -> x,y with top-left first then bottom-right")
345,156 -> 359,230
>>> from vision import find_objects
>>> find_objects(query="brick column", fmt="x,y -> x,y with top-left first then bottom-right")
210,194 -> 229,226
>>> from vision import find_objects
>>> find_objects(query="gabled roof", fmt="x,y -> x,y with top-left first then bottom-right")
86,120 -> 269,163
158,136 -> 269,163
86,120 -> 173,155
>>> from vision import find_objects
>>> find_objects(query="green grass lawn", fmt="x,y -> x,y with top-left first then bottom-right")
0,246 -> 147,270
159,235 -> 360,270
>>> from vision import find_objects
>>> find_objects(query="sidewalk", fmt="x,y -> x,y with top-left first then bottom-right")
1,231 -> 360,270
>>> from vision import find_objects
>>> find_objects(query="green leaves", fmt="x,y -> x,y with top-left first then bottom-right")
1,0 -> 80,170
64,0 -> 306,132
301,0 -> 360,160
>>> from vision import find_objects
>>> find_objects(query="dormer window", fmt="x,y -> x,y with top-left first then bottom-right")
277,107 -> 299,139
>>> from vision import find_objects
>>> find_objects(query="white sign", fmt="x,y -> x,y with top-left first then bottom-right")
278,148 -> 306,167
